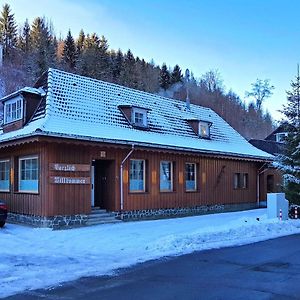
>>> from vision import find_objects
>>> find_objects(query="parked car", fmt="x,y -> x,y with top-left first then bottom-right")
0,202 -> 7,228
289,205 -> 300,219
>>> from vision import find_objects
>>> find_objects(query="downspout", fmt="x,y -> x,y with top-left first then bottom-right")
120,145 -> 135,214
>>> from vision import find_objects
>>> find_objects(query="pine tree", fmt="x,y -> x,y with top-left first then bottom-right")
62,29 -> 77,70
111,48 -> 123,83
170,64 -> 182,84
0,3 -> 17,58
120,49 -> 138,88
30,17 -> 56,76
277,66 -> 300,204
18,19 -> 30,54
159,63 -> 170,90
76,29 -> 85,55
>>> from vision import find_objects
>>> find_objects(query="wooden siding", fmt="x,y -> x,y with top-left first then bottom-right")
0,137 -> 271,217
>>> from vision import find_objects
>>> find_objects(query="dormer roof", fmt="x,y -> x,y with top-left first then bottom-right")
0,68 -> 272,161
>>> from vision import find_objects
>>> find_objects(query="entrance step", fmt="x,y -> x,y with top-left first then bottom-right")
86,207 -> 122,226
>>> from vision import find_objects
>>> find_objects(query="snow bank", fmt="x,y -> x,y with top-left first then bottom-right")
1,209 -> 300,298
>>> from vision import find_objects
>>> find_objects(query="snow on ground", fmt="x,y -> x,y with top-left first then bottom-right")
1,208 -> 300,298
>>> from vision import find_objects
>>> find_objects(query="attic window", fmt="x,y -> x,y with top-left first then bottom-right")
275,132 -> 288,143
4,97 -> 23,124
132,107 -> 148,128
199,121 -> 210,138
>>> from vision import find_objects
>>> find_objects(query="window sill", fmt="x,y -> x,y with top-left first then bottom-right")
129,191 -> 148,194
160,190 -> 175,193
0,190 -> 10,193
185,190 -> 198,193
14,191 -> 39,195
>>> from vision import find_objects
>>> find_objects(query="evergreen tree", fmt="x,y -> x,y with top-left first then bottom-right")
111,48 -> 123,83
62,29 -> 77,70
30,17 -> 56,76
0,3 -> 17,58
159,63 -> 170,90
277,67 -> 300,204
170,64 -> 182,84
18,19 -> 30,54
76,29 -> 85,55
120,49 -> 138,88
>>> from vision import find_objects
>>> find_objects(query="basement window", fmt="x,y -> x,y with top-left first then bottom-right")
4,96 -> 23,124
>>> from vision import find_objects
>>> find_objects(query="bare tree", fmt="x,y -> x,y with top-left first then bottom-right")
245,79 -> 274,110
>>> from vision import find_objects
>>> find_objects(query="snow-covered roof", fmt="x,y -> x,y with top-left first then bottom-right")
0,87 -> 43,102
0,68 -> 272,160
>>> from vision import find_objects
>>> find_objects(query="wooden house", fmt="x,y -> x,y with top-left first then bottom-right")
0,69 -> 274,227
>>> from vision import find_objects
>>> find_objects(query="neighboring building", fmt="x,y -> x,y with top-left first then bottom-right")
0,69 -> 273,228
249,125 -> 288,197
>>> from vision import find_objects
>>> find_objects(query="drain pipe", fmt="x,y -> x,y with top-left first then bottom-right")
120,144 -> 135,213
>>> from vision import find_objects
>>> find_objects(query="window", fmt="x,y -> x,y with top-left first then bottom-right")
4,97 -> 23,124
275,132 -> 288,143
199,121 -> 211,138
160,161 -> 173,191
234,173 -> 248,189
0,160 -> 10,191
129,159 -> 145,192
185,163 -> 197,191
19,156 -> 39,192
132,108 -> 147,127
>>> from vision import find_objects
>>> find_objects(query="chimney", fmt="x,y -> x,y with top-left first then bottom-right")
0,44 -> 3,67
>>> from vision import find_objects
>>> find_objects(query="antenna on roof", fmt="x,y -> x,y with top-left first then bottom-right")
185,69 -> 190,110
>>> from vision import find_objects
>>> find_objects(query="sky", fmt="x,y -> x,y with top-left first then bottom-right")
3,0 -> 300,122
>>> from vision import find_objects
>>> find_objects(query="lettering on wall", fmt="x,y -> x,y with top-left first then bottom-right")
50,176 -> 91,185
49,163 -> 90,172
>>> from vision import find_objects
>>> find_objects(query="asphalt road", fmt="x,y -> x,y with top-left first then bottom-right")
5,234 -> 300,300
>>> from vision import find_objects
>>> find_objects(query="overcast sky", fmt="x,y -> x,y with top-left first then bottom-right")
4,0 -> 300,121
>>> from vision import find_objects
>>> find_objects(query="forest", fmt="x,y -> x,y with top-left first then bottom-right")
0,3 -> 274,140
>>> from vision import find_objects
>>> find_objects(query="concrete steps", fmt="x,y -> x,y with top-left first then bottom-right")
86,207 -> 121,226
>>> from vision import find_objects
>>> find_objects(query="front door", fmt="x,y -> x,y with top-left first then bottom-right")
92,160 -> 115,209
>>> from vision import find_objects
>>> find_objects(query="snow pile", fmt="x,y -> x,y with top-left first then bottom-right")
1,209 -> 300,298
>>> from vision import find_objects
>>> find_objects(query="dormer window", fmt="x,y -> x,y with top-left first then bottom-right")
4,97 -> 23,124
187,119 -> 212,139
275,132 -> 288,143
199,121 -> 210,139
132,107 -> 147,128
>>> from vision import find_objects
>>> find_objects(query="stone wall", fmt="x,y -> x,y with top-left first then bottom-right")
115,202 -> 257,220
8,213 -> 88,229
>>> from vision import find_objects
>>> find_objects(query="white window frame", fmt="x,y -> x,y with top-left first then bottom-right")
129,159 -> 146,192
199,121 -> 210,138
185,163 -> 197,191
18,156 -> 39,193
0,159 -> 10,192
4,96 -> 23,124
275,132 -> 288,143
160,161 -> 173,192
132,107 -> 148,127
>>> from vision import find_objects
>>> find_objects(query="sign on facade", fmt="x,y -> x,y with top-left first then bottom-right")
49,163 -> 90,172
50,176 -> 90,185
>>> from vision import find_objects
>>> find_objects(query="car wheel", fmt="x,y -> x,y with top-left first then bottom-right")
0,221 -> 5,228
